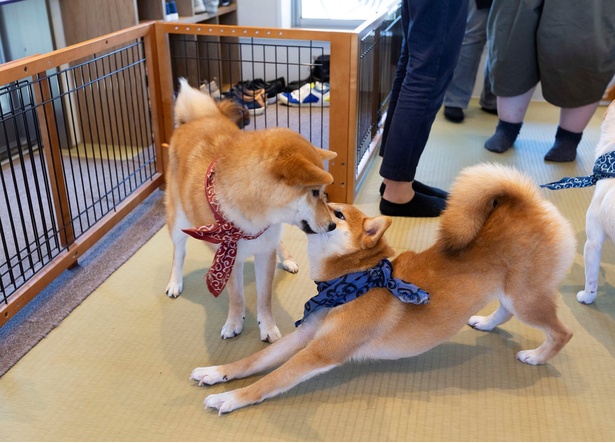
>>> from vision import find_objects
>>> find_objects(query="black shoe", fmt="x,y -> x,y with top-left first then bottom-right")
480,106 -> 498,115
379,192 -> 446,218
444,106 -> 464,123
379,181 -> 448,199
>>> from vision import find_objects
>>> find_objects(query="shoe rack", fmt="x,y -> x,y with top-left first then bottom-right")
136,0 -> 237,25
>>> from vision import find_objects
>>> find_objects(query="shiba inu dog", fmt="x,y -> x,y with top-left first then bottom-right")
576,101 -> 615,304
191,163 -> 575,414
165,79 -> 336,342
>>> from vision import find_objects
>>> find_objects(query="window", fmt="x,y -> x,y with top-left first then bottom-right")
293,0 -> 396,29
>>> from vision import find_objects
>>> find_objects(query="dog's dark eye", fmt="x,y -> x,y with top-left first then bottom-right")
334,210 -> 345,220
312,189 -> 320,198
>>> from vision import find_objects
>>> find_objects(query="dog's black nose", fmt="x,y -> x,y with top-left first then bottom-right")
327,222 -> 336,232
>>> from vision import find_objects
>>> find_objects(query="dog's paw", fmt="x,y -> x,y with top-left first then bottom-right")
516,349 -> 544,366
204,391 -> 242,415
190,366 -> 227,386
259,324 -> 282,343
165,280 -> 183,298
221,320 -> 243,339
281,258 -> 299,274
468,315 -> 494,331
576,290 -> 596,305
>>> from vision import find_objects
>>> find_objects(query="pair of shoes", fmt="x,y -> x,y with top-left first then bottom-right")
444,106 -> 464,123
224,84 -> 267,116
238,78 -> 285,104
199,78 -> 221,100
277,82 -> 330,107
480,106 -> 498,115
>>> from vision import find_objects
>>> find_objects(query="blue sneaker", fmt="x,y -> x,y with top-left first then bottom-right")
277,82 -> 330,107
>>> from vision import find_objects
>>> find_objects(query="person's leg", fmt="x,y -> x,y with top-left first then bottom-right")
485,0 -> 541,153
379,0 -> 468,217
479,61 -> 497,113
443,0 -> 490,122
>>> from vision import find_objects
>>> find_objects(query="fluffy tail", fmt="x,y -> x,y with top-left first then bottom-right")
437,163 -> 547,252
173,78 -> 220,127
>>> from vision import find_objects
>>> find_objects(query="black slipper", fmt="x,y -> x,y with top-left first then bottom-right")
379,192 -> 446,218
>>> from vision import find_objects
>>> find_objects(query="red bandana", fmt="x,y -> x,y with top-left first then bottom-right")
182,161 -> 266,296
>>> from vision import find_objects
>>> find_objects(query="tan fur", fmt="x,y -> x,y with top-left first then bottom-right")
165,79 -> 337,342
191,163 -> 576,415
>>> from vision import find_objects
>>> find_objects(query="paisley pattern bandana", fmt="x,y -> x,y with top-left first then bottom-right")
295,259 -> 429,327
541,151 -> 615,190
182,161 -> 266,296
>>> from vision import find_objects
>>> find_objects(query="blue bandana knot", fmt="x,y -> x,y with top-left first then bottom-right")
295,259 -> 429,327
541,151 -> 615,190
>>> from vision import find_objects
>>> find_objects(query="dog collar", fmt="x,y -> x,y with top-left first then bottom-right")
295,259 -> 429,327
183,160 -> 266,296
541,151 -> 615,190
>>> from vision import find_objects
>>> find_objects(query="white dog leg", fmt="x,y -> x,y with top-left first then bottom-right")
254,248 -> 282,343
577,236 -> 604,304
278,241 -> 299,274
165,227 -> 188,298
221,262 -> 246,339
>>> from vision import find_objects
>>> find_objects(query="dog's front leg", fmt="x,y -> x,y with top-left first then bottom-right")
221,262 -> 246,339
254,248 -> 281,342
191,323 -> 316,386
204,341 -> 341,415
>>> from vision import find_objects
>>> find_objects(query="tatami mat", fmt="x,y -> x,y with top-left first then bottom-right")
2,100 -> 615,441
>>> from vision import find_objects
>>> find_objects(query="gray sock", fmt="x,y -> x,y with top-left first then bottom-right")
484,120 -> 522,153
544,126 -> 582,162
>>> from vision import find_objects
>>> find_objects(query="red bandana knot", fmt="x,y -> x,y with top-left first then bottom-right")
182,161 -> 266,296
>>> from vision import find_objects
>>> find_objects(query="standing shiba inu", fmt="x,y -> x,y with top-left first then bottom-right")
191,163 -> 575,414
576,101 -> 615,304
165,79 -> 336,343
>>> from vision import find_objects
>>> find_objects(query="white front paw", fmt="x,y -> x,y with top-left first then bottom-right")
205,391 -> 241,415
165,279 -> 183,298
468,315 -> 493,331
221,319 -> 243,339
577,290 -> 596,305
190,366 -> 227,386
259,324 -> 282,343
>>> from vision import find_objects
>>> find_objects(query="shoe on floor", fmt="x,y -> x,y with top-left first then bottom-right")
277,82 -> 330,107
444,106 -> 464,123
480,106 -> 498,115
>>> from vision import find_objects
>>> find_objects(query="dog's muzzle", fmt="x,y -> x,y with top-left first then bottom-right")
301,220 -> 336,234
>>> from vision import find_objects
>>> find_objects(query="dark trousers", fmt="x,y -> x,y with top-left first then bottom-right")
379,0 -> 468,182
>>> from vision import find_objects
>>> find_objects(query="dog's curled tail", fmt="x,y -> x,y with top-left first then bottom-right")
437,163 -> 547,252
173,77 -> 220,127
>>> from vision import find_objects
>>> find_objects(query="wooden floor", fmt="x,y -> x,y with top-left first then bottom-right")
1,100 -> 615,441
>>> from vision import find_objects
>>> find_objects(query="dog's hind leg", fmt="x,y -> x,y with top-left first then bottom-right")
221,262 -> 246,339
508,291 -> 573,365
468,300 -> 513,331
577,225 -> 605,304
254,248 -> 282,343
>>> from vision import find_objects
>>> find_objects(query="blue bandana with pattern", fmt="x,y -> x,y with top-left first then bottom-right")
295,259 -> 429,327
541,151 -> 615,190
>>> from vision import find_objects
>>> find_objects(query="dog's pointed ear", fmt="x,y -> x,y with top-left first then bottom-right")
315,147 -> 337,161
278,156 -> 334,187
361,216 -> 392,249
